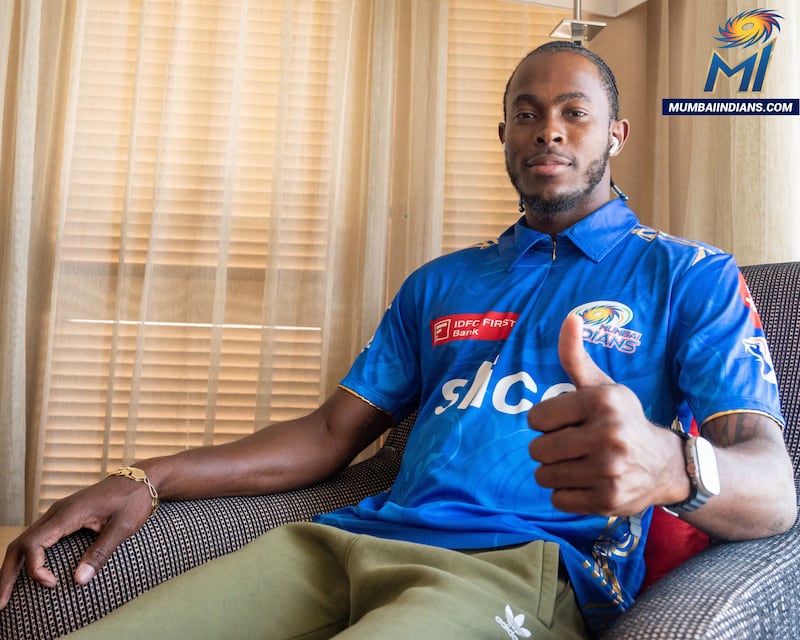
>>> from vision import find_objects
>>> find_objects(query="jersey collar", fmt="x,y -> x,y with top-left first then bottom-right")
497,199 -> 640,270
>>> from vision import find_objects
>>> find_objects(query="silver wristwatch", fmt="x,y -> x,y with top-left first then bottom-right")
663,432 -> 720,516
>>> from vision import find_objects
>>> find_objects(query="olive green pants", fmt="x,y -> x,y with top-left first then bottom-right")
66,522 -> 586,639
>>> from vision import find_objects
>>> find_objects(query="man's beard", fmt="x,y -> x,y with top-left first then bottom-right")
509,150 -> 609,222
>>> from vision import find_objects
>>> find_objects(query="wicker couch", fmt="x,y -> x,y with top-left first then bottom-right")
2,261 -> 799,640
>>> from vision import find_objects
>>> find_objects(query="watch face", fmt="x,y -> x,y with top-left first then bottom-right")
693,437 -> 721,496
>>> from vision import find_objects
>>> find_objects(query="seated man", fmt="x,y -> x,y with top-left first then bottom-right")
1,41 -> 796,640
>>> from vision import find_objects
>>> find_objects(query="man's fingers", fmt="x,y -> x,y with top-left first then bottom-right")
74,519 -> 132,586
548,488 -> 614,516
74,562 -> 97,586
0,551 -> 25,609
0,479 -> 153,607
558,314 -> 615,389
0,535 -> 58,610
28,565 -> 58,588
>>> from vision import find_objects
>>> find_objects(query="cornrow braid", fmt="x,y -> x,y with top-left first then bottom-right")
502,41 -> 620,121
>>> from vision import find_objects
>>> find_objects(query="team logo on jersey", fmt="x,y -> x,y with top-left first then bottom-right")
743,336 -> 777,384
569,301 -> 642,354
431,311 -> 519,347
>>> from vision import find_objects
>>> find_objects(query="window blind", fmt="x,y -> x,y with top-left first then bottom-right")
39,1 -> 338,509
444,0 -> 570,253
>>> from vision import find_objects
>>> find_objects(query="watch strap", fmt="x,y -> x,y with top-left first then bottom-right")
663,431 -> 709,516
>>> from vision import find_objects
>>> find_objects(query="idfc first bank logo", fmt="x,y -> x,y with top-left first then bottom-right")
663,8 -> 799,116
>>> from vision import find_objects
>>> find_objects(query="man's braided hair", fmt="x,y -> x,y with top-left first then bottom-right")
503,41 -> 620,121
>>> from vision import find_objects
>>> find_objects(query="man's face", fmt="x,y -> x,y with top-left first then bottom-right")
500,51 -> 618,229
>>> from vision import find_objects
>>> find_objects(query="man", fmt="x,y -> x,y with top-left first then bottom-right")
1,41 -> 796,639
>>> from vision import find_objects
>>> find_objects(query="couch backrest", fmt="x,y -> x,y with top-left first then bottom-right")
740,262 -> 800,489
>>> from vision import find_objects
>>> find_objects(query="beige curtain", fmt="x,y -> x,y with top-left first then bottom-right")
3,0 -> 798,526
0,1 -> 78,525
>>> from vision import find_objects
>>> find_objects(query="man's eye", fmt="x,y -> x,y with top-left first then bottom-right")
568,110 -> 587,118
515,112 -> 536,120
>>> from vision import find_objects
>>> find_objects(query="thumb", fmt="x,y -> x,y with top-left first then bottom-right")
558,314 -> 615,389
74,519 -> 132,586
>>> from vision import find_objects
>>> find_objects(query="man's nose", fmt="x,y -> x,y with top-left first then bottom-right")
535,116 -> 564,145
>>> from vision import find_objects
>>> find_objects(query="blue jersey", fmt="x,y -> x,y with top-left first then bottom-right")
315,199 -> 783,634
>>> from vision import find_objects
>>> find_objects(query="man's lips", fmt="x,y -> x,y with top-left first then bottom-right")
525,152 -> 573,177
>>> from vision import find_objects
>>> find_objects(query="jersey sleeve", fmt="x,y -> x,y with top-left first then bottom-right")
670,253 -> 784,429
339,276 -> 424,422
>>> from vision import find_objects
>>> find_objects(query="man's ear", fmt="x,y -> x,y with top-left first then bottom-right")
609,118 -> 630,154
498,122 -> 506,146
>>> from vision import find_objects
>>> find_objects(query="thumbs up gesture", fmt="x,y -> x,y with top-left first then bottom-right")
528,314 -> 687,516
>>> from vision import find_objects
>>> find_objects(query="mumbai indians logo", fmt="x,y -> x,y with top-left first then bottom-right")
705,9 -> 784,92
570,301 -> 642,354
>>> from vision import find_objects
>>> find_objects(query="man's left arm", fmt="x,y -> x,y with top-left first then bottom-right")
528,314 -> 797,540
682,411 -> 797,540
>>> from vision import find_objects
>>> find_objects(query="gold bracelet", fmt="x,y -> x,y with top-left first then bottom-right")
107,466 -> 159,517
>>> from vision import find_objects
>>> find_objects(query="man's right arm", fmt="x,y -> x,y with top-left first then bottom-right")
0,388 -> 393,608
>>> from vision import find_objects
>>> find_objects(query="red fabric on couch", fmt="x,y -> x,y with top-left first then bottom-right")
642,506 -> 710,590
642,417 -> 711,590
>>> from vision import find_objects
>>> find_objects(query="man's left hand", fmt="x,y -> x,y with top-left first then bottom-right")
527,314 -> 688,516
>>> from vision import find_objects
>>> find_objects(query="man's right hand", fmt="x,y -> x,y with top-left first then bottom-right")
0,389 -> 391,611
0,473 -> 155,610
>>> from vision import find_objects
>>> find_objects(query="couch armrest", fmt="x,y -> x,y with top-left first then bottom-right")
603,521 -> 800,639
0,437 -> 403,640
